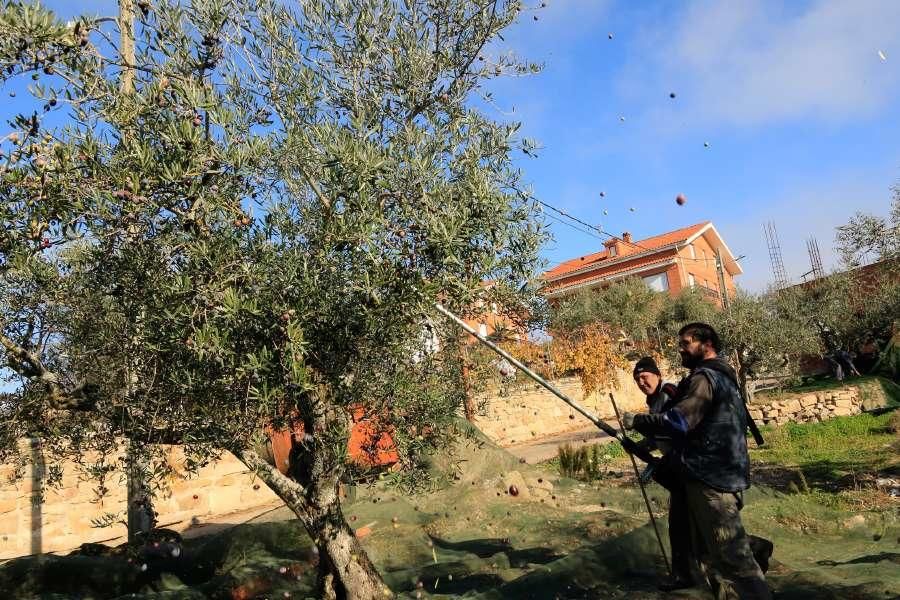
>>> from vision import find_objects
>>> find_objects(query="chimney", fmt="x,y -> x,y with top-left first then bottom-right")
603,232 -> 635,258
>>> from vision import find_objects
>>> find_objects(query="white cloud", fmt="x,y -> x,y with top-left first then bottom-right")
623,0 -> 900,127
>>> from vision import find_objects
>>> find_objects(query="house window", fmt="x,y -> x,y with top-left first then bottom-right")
702,248 -> 707,263
643,272 -> 669,292
689,244 -> 696,259
688,273 -> 696,288
609,246 -> 617,257
478,323 -> 488,337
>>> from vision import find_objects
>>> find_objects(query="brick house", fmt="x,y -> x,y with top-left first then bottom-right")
542,221 -> 742,306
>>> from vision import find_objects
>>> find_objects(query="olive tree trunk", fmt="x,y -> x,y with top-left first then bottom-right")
238,387 -> 389,599
239,449 -> 386,600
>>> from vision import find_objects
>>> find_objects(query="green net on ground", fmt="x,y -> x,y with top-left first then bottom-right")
2,412 -> 898,599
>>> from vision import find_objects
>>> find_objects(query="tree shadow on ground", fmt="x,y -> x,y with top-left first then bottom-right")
428,535 -> 563,566
816,552 -> 900,567
427,535 -> 514,558
753,460 -> 899,495
383,535 -> 563,595
478,524 -> 664,599
463,524 -> 899,600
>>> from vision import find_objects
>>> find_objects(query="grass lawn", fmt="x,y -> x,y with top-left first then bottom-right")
752,410 -> 900,481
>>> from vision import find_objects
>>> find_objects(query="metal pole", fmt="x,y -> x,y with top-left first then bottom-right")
715,247 -> 730,310
434,303 -> 625,442
435,302 -> 670,574
608,393 -> 672,577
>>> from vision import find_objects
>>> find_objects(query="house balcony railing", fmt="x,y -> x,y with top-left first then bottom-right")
698,285 -> 720,300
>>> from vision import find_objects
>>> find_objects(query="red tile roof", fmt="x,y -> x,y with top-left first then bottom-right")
544,255 -> 677,293
544,221 -> 710,279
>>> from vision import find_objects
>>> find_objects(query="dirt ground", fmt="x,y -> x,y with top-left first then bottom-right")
504,420 -> 619,465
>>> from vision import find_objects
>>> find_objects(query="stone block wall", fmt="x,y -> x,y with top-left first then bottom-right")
749,382 -> 882,426
0,443 -> 281,560
473,367 -> 650,445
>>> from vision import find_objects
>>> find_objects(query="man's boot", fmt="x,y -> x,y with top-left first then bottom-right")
749,535 -> 774,573
657,577 -> 696,592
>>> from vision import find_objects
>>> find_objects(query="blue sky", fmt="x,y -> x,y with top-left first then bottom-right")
11,0 -> 900,292
484,0 -> 900,290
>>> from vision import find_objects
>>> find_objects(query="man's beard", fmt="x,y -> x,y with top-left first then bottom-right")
680,351 -> 701,369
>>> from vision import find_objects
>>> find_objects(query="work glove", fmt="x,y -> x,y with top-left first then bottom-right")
621,411 -> 637,430
639,463 -> 656,485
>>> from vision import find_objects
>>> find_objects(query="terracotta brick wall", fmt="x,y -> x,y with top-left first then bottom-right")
682,236 -> 738,298
664,261 -> 686,295
0,444 -> 280,560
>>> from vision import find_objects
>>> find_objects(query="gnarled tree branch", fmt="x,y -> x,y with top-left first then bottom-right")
0,331 -> 99,411
239,448 -> 309,512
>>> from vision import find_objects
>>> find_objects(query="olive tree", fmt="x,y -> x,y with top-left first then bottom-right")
835,188 -> 899,268
712,289 -> 818,394
549,277 -> 666,341
0,1 -> 545,597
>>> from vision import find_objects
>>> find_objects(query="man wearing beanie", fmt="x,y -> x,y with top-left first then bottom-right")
623,324 -> 772,600
632,356 -> 698,592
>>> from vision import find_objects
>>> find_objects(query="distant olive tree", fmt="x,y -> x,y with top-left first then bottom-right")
549,277 -> 666,341
835,188 -> 899,268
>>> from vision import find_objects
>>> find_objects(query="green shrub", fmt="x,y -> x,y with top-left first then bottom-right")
556,442 -> 625,481
886,410 -> 900,434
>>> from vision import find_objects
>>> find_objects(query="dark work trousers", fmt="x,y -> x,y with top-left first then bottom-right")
668,484 -> 699,583
684,479 -> 772,600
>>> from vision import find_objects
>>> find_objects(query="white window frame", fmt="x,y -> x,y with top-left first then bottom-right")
642,272 -> 669,292
688,273 -> 696,288
689,244 -> 696,259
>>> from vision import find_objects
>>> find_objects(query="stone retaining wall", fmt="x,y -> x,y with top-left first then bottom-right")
2,366 -> 649,561
0,444 -> 280,560
749,381 -> 887,426
473,367 -> 650,445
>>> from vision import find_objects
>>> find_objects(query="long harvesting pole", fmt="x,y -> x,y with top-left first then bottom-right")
609,392 -> 672,576
435,303 -> 670,574
433,303 -> 654,463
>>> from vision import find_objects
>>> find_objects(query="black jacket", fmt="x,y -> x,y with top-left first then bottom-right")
680,363 -> 750,492
633,357 -> 751,492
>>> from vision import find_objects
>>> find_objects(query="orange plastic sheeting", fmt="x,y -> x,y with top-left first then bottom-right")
265,407 -> 398,475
